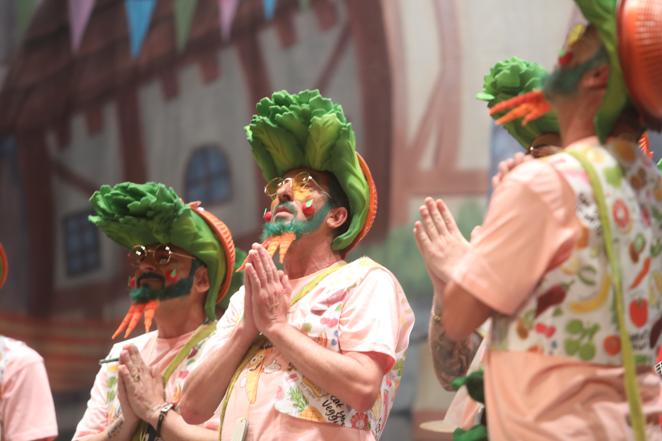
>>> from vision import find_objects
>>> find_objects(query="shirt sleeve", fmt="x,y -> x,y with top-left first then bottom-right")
451,159 -> 579,315
72,355 -> 113,439
338,268 -> 411,372
2,349 -> 58,441
198,287 -> 245,357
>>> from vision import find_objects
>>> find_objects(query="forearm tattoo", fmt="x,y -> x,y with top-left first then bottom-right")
106,417 -> 124,440
429,307 -> 482,391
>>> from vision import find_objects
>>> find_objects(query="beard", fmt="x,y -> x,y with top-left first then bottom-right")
129,260 -> 201,304
260,202 -> 331,242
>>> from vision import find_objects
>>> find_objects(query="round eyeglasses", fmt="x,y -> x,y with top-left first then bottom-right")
264,171 -> 331,200
128,245 -> 194,267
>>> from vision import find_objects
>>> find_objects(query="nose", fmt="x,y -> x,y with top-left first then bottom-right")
276,177 -> 293,203
138,257 -> 157,273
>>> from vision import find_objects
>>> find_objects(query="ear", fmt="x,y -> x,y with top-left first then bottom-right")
582,64 -> 609,90
193,265 -> 210,295
326,206 -> 348,230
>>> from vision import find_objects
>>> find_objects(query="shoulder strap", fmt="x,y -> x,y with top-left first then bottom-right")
566,148 -> 646,441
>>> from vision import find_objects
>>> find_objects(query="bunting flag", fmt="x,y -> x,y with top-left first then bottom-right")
218,0 -> 240,41
299,0 -> 310,10
174,0 -> 199,50
17,0 -> 39,39
68,0 -> 96,52
124,0 -> 156,57
263,0 -> 277,20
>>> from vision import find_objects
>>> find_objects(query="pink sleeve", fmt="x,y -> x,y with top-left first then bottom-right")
338,269 -> 409,371
72,361 -> 111,439
451,160 -> 578,315
1,348 -> 58,441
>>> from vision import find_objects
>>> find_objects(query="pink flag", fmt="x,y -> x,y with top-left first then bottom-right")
218,0 -> 239,41
68,0 -> 96,51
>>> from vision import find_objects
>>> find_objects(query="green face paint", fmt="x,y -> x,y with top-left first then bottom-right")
260,202 -> 331,242
129,259 -> 202,303
544,47 -> 608,98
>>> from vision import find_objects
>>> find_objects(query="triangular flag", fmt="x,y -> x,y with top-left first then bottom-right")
218,0 -> 239,41
68,0 -> 96,51
174,0 -> 199,50
124,0 -> 157,57
299,0 -> 310,10
17,0 -> 39,40
263,0 -> 277,20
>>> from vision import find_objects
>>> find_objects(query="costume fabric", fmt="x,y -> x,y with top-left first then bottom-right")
73,329 -> 221,440
0,336 -> 57,441
201,258 -> 414,441
451,137 -> 662,440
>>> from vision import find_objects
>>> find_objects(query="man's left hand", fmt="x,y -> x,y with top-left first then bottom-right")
118,344 -> 165,427
245,244 -> 291,336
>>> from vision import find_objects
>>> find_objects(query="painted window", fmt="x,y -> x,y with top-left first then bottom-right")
63,211 -> 100,277
185,145 -> 232,205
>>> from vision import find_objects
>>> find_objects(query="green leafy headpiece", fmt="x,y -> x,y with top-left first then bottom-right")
574,0 -> 629,142
245,89 -> 375,252
476,57 -> 560,148
89,182 -> 234,321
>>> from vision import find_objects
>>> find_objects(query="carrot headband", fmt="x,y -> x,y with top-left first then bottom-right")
89,182 -> 236,338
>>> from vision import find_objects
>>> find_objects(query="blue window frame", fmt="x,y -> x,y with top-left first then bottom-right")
185,145 -> 232,205
63,211 -> 100,277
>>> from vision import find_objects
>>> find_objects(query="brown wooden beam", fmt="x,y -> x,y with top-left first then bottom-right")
17,130 -> 55,318
115,87 -> 147,183
345,0 -> 392,242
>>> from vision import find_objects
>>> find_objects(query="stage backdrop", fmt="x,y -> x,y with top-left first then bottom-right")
0,1 -> 659,439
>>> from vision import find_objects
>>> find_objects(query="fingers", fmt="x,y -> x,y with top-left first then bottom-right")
426,198 -> 448,237
247,248 -> 268,287
470,225 -> 481,241
419,200 -> 440,241
256,244 -> 278,284
279,271 -> 291,293
413,221 -> 432,253
435,199 -> 460,235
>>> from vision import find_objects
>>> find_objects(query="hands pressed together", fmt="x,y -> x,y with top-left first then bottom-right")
242,243 -> 293,339
413,197 -> 469,291
117,344 -> 165,428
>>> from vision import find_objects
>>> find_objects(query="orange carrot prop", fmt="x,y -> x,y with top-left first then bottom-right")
143,300 -> 159,332
490,90 -> 552,126
112,303 -> 150,339
236,232 -> 298,272
639,133 -> 653,159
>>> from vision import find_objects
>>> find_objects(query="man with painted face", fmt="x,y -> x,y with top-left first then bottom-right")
417,1 -> 662,439
0,244 -> 58,441
180,90 -> 415,441
73,182 -> 238,441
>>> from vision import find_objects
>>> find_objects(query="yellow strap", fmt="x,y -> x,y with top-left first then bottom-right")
131,321 -> 217,441
217,261 -> 347,437
567,150 -> 646,441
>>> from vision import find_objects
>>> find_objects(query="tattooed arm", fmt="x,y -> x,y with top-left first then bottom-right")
429,290 -> 482,391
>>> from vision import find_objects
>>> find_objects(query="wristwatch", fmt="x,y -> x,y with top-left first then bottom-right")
155,402 -> 175,438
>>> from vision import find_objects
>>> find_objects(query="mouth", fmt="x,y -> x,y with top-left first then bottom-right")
137,273 -> 165,290
273,205 -> 295,218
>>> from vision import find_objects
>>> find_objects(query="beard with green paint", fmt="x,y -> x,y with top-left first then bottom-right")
261,201 -> 332,242
129,259 -> 202,304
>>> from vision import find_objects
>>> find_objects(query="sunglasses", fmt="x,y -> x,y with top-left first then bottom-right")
128,245 -> 194,267
264,171 -> 332,200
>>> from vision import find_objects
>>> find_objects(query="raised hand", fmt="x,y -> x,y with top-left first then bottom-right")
492,152 -> 529,189
413,197 -> 469,286
244,244 -> 291,337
